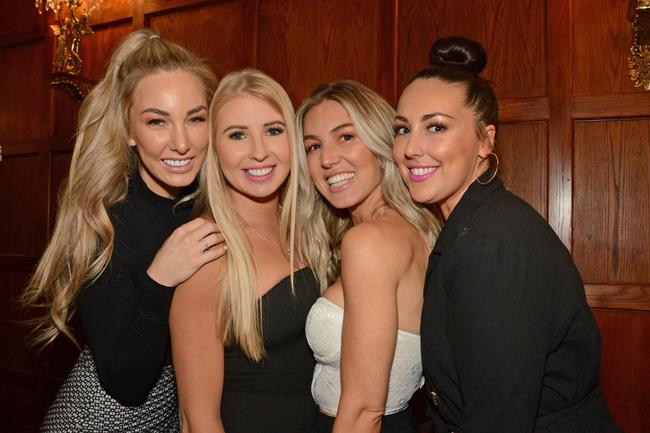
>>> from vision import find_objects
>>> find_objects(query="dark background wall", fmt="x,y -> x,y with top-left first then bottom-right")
0,0 -> 648,432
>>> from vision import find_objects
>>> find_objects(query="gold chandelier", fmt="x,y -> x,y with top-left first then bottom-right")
35,0 -> 102,101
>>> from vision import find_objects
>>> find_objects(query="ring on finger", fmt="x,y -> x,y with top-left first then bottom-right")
202,239 -> 209,251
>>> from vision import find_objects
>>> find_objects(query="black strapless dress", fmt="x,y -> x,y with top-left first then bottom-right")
220,268 -> 320,433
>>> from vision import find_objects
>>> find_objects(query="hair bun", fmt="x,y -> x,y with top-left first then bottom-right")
428,37 -> 487,75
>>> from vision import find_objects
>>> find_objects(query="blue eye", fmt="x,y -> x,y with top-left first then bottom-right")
228,131 -> 246,140
267,126 -> 285,136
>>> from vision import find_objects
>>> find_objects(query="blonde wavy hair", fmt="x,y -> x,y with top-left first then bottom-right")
196,68 -> 301,362
295,80 -> 441,291
21,29 -> 218,347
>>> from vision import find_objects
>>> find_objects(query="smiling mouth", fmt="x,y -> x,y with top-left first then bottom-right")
245,166 -> 274,177
409,167 -> 437,176
326,172 -> 355,188
163,159 -> 192,167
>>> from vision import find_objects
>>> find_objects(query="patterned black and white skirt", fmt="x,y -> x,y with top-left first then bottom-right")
40,348 -> 180,432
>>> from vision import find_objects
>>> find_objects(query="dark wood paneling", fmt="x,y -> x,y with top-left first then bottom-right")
499,97 -> 550,122
149,1 -> 256,77
497,122 -> 548,218
257,0 -> 394,104
587,284 -> 650,311
594,310 -> 650,433
0,41 -> 49,141
0,0 -> 43,48
79,24 -> 133,81
573,119 -> 650,284
572,93 -> 650,119
0,153 -> 48,257
573,0 -> 639,96
397,0 -> 546,99
0,271 -> 39,374
88,0 -> 133,26
547,0 -> 573,249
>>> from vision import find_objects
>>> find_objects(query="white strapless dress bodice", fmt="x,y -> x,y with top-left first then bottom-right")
305,297 -> 424,416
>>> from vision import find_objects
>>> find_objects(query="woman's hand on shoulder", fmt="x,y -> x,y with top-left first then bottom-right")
147,217 -> 226,287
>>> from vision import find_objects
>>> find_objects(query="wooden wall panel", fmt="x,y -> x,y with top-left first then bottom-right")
0,0 -> 43,47
79,24 -> 133,81
0,271 -> 39,374
257,0 -> 394,104
573,119 -> 650,284
397,0 -> 546,98
573,0 -> 639,96
0,154 -> 48,257
594,310 -> 650,433
149,1 -> 256,77
0,42 -> 49,141
497,122 -> 548,217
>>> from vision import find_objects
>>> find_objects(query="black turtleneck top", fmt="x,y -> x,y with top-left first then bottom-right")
77,170 -> 193,406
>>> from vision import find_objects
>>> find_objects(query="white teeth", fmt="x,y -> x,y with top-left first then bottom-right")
163,159 -> 191,167
410,167 -> 436,176
326,172 -> 355,187
246,167 -> 273,177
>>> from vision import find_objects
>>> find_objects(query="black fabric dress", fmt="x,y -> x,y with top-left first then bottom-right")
220,267 -> 320,433
421,175 -> 621,433
41,170 -> 194,432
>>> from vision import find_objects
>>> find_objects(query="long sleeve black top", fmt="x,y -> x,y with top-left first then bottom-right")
77,170 -> 193,406
421,176 -> 620,433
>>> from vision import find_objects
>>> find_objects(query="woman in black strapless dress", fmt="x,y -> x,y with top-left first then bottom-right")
170,68 -> 319,433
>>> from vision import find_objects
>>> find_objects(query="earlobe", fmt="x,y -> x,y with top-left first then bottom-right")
479,124 -> 496,157
127,137 -> 136,147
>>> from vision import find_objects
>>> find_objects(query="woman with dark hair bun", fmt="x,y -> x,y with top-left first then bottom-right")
393,36 -> 621,433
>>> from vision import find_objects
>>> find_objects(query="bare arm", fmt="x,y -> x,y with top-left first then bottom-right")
170,259 -> 226,433
333,224 -> 403,433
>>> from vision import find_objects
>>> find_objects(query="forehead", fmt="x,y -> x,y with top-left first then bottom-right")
303,99 -> 351,131
396,78 -> 471,119
217,93 -> 283,122
132,70 -> 206,107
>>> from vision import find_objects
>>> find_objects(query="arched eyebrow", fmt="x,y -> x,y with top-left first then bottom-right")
140,105 -> 207,116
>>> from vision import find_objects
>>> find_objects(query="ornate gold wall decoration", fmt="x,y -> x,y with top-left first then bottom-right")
35,0 -> 102,102
629,0 -> 650,91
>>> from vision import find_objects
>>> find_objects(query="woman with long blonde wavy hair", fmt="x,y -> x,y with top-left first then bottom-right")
297,80 -> 441,433
22,29 -> 225,431
170,68 -> 320,433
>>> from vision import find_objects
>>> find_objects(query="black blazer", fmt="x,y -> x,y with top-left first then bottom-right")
421,176 -> 621,433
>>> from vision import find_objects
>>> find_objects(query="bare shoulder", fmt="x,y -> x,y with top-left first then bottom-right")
172,256 -> 225,316
341,217 -> 413,277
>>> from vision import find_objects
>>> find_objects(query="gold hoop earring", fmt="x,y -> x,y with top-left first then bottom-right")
477,152 -> 499,185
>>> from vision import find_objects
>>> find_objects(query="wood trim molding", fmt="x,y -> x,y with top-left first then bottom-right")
586,284 -> 650,312
499,96 -> 550,122
572,93 -> 650,119
0,255 -> 37,272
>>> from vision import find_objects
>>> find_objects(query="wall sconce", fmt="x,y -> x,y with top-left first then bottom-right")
629,0 -> 650,91
35,0 -> 102,102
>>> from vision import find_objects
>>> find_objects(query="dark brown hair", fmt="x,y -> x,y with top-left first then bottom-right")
411,36 -> 498,131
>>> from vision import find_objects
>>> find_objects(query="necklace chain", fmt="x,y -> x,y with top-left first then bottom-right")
244,223 -> 281,249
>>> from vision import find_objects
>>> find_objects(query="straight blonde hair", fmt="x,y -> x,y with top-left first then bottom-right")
21,29 -> 218,347
197,69 -> 301,361
295,80 -> 441,291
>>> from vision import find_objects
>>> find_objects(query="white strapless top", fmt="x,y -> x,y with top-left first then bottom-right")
305,297 -> 424,415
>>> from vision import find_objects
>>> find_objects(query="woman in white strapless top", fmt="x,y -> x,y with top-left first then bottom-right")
296,80 -> 441,433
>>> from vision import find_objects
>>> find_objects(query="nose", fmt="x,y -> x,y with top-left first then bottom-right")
402,133 -> 424,159
320,142 -> 340,168
249,134 -> 270,161
170,124 -> 190,155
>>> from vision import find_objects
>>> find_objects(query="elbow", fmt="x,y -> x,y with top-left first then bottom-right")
335,404 -> 384,433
